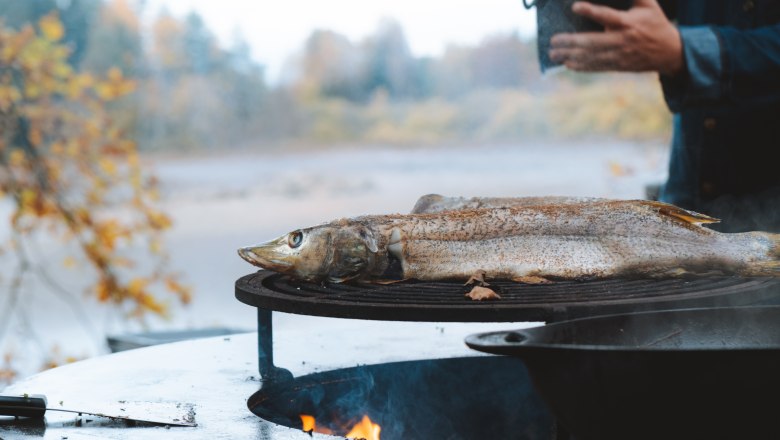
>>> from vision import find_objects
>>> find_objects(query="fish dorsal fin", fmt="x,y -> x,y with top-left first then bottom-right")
411,194 -> 445,214
634,200 -> 720,225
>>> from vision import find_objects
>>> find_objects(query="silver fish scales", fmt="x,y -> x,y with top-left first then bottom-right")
239,197 -> 780,283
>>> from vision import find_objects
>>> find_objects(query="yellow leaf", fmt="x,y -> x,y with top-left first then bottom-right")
39,14 -> 64,42
165,278 -> 192,304
111,256 -> 134,268
4,26 -> 35,63
98,157 -> 117,177
19,188 -> 37,210
79,73 -> 94,87
147,211 -> 172,230
62,256 -> 77,269
9,150 -> 25,167
85,121 -> 101,138
53,61 -> 72,78
24,83 -> 40,99
29,128 -> 42,146
50,141 -> 64,155
149,238 -> 162,255
138,294 -> 166,316
95,219 -> 126,250
107,67 -> 122,82
96,83 -> 115,100
95,278 -> 112,302
147,187 -> 160,202
0,85 -> 22,111
65,74 -> 92,99
65,140 -> 80,157
127,151 -> 140,167
127,277 -> 148,297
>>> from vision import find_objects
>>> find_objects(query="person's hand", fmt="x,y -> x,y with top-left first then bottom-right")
549,0 -> 683,76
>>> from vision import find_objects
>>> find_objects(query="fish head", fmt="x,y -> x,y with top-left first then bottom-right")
238,221 -> 379,283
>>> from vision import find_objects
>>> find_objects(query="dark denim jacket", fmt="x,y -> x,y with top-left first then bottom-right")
657,0 -> 780,232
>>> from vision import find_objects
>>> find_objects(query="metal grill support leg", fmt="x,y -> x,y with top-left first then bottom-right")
257,308 -> 293,383
257,308 -> 273,377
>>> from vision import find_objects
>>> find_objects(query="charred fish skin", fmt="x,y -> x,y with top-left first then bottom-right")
240,198 -> 780,282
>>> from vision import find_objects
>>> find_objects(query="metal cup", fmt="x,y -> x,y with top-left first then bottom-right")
526,0 -> 634,71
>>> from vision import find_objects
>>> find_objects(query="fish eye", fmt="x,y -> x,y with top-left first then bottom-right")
288,231 -> 303,248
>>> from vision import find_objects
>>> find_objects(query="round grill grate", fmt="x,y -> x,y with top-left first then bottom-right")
235,271 -> 780,322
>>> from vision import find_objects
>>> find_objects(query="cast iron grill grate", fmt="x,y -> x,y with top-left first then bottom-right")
235,270 -> 780,322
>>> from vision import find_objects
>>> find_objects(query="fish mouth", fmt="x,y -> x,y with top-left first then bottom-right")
237,241 -> 294,272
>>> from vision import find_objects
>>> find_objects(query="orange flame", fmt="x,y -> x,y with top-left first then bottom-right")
299,414 -> 379,439
345,415 -> 381,440
300,414 -> 316,432
299,414 -> 333,435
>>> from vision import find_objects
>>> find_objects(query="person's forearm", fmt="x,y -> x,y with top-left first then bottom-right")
719,24 -> 780,103
663,24 -> 780,110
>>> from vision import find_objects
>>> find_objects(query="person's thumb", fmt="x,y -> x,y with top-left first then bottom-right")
572,2 -> 628,28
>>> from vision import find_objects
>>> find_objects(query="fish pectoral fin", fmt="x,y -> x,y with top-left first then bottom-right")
387,227 -> 405,260
637,200 -> 720,225
512,275 -> 553,285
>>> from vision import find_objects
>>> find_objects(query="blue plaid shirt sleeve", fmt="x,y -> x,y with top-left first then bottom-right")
661,23 -> 780,112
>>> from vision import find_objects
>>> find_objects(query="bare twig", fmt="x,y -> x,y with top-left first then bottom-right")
0,259 -> 29,345
34,264 -> 106,350
15,300 -> 47,357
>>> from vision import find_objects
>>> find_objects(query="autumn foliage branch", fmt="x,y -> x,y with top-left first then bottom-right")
0,13 -> 190,318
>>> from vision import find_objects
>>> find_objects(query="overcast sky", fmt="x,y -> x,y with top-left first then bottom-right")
144,0 -> 537,81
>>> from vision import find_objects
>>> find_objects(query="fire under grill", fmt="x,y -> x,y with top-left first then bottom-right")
248,356 -> 555,440
235,271 -> 780,439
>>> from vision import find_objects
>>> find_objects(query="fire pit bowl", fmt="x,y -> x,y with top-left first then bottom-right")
466,306 -> 780,440
248,356 -> 555,439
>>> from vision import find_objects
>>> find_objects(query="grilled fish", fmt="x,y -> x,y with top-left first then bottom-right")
238,199 -> 780,283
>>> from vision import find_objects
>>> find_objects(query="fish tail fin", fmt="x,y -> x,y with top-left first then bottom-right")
742,232 -> 780,277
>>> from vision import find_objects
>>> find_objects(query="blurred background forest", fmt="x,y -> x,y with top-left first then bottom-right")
2,0 -> 669,152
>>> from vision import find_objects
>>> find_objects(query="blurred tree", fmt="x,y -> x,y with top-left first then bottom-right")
468,32 -> 539,90
149,10 -> 220,76
139,9 -> 269,150
431,44 -> 473,98
0,0 -> 99,65
360,19 -> 419,99
0,13 -> 190,329
295,20 -> 431,103
298,29 -> 362,101
181,12 -> 216,75
80,0 -> 144,76
222,33 -> 268,142
429,33 -> 541,98
149,10 -> 186,75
